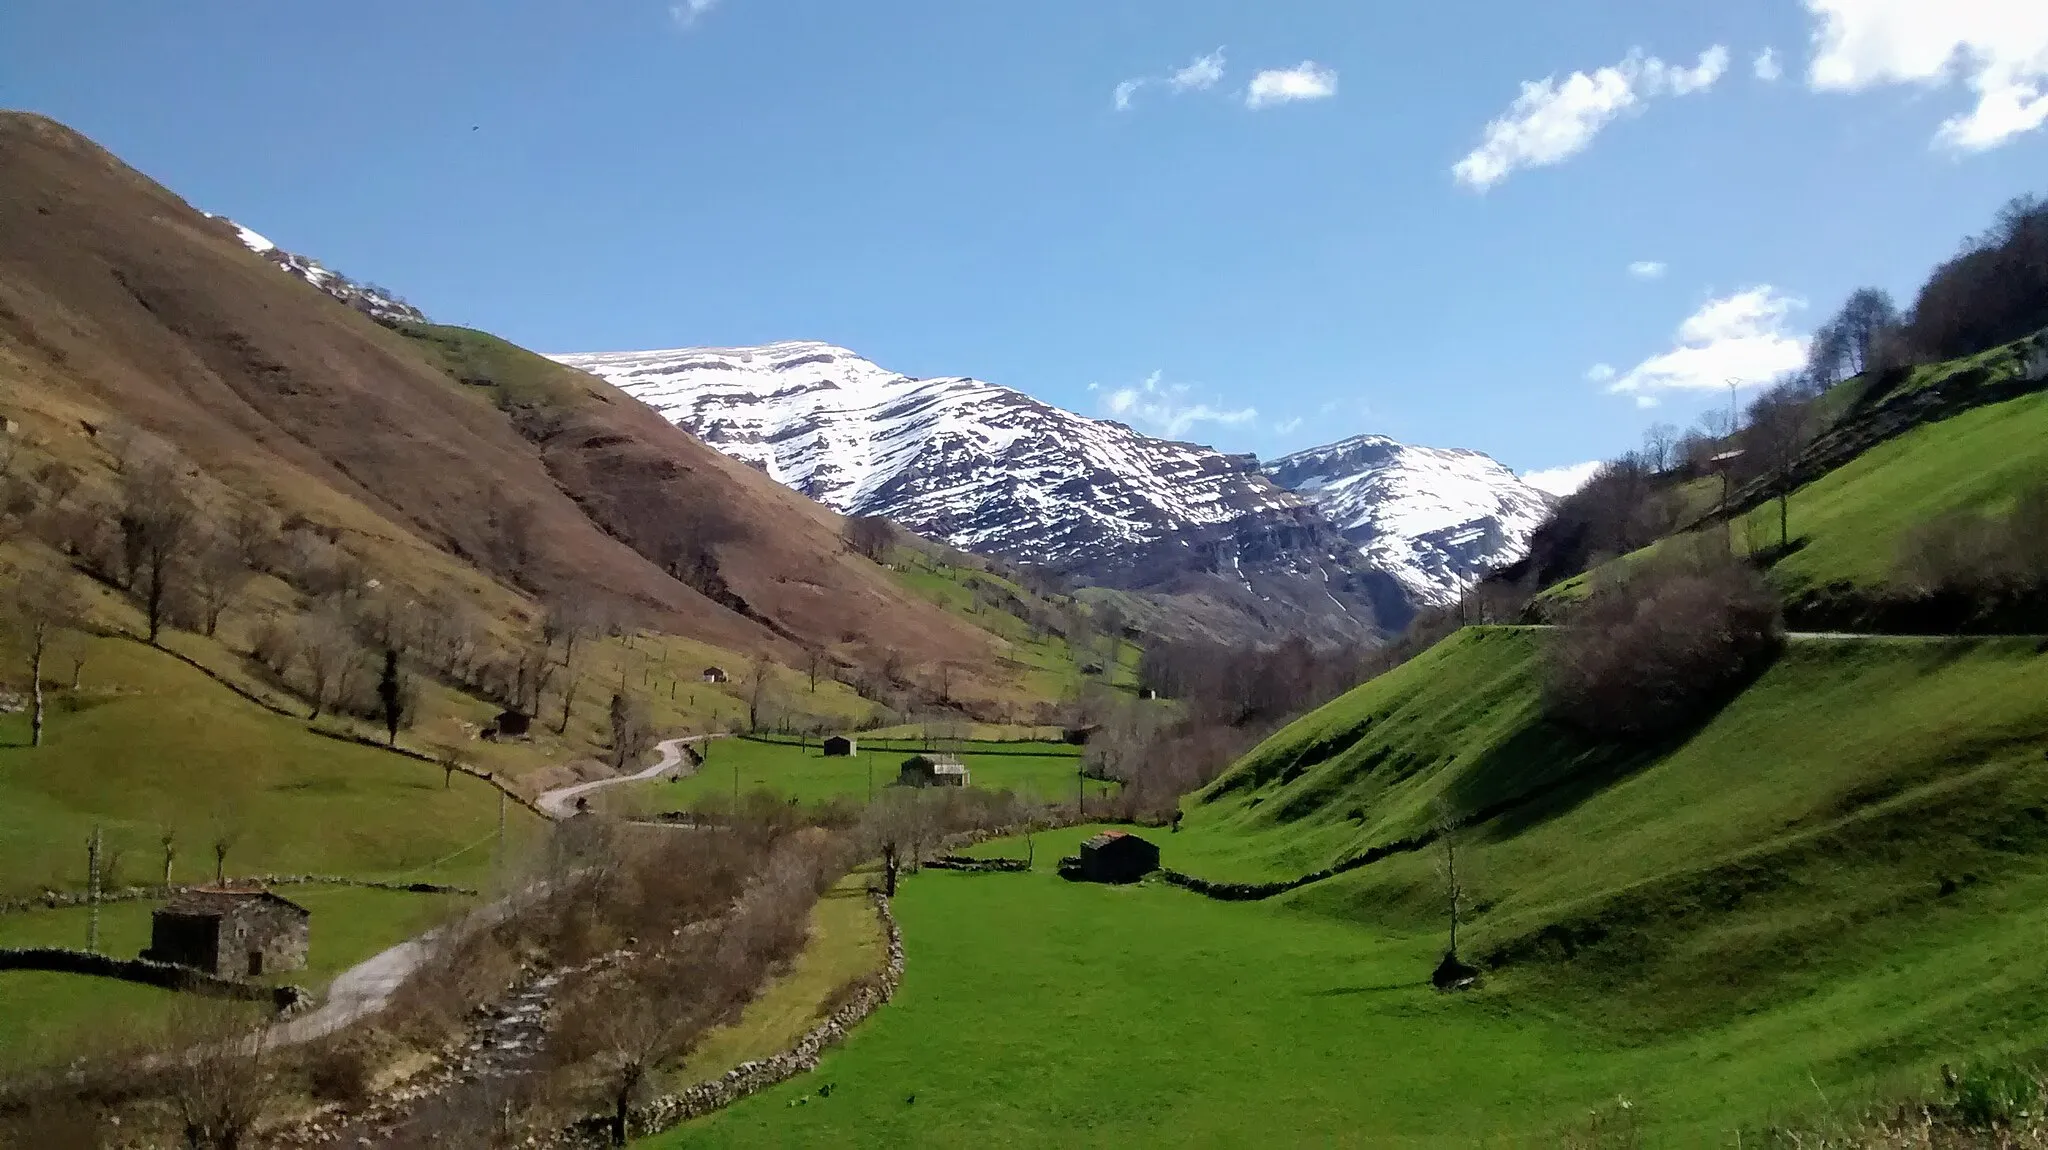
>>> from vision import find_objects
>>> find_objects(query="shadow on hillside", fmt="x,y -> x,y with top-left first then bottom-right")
1306,980 -> 1427,998
1447,653 -> 1784,844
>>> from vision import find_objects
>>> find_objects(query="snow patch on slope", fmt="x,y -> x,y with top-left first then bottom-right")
1266,435 -> 1554,606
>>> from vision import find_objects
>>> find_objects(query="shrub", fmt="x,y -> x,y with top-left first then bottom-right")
1952,1061 -> 2040,1127
1545,541 -> 1784,741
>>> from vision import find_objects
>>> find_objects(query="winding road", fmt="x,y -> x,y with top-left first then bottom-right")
264,736 -> 709,1048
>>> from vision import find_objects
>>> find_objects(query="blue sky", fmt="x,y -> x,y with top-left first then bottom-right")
4,1 -> 2044,491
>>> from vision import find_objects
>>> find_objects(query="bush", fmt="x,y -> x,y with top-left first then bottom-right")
1952,1061 -> 2040,1127
1545,541 -> 1783,741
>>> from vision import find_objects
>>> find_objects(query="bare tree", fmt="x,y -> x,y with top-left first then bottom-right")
544,594 -> 600,734
4,563 -> 80,748
118,451 -> 197,644
485,493 -> 539,583
210,816 -> 240,885
1745,381 -> 1820,548
841,514 -> 895,562
159,1002 -> 278,1149
608,690 -> 650,771
226,501 -> 276,572
805,645 -> 825,693
1833,287 -> 1900,376
191,530 -> 251,638
747,653 -> 775,732
1641,422 -> 1680,473
160,826 -> 178,886
377,647 -> 405,747
294,604 -> 361,720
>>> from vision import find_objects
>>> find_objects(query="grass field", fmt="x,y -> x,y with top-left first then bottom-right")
1539,357 -> 2048,614
887,555 -> 1141,701
637,625 -> 2048,1144
0,884 -> 465,1072
0,632 -> 547,901
648,824 -> 2025,1147
597,736 -> 1113,815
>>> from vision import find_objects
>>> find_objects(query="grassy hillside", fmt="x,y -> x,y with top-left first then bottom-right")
1535,337 -> 2047,619
655,628 -> 2048,1143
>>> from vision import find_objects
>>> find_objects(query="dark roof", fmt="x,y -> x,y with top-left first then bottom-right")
1082,830 -> 1132,849
159,887 -> 310,918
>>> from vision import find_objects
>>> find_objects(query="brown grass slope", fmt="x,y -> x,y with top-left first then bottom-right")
0,112 -> 993,683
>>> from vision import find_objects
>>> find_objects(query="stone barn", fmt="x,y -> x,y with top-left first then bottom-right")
822,735 -> 857,757
1059,830 -> 1160,884
702,666 -> 729,684
898,754 -> 969,788
142,888 -> 309,979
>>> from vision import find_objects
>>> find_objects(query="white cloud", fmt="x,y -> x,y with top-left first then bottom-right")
1171,49 -> 1227,93
1636,395 -> 1662,409
1607,286 -> 1810,395
1628,260 -> 1668,280
1101,371 -> 1257,439
1272,416 -> 1304,435
1805,0 -> 2048,150
1246,62 -> 1339,109
1754,47 -> 1784,82
1522,461 -> 1604,498
1114,79 -> 1145,112
1452,46 -> 1728,190
669,0 -> 717,28
1586,363 -> 1617,382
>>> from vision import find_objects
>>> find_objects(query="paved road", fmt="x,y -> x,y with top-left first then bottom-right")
265,736 -> 708,1048
535,735 -> 706,818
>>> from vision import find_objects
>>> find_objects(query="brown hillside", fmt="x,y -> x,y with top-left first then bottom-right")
0,112 -> 993,687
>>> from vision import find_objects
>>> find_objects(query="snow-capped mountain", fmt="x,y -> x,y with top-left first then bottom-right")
553,341 -> 1407,638
204,215 -> 426,325
1264,435 -> 1555,607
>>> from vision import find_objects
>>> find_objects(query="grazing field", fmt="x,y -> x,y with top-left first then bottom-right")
597,736 -> 1114,814
648,625 -> 2048,1145
0,635 -> 544,901
650,826 -> 2028,1147
0,884 -> 465,1071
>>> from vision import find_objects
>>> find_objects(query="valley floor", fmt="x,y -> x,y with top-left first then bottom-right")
649,823 -> 2048,1148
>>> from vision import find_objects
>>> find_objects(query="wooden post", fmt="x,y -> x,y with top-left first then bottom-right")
86,826 -> 102,954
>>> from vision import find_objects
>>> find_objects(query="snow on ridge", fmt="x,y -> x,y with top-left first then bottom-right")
552,342 -> 1301,571
1265,433 -> 1556,607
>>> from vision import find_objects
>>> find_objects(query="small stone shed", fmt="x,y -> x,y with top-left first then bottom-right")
1059,830 -> 1160,884
822,735 -> 857,757
702,666 -> 729,684
142,888 -> 309,979
899,754 -> 969,788
491,709 -> 532,738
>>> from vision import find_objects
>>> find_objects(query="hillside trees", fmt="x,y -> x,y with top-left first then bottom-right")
4,562 -> 80,748
842,514 -> 895,562
1743,379 -> 1822,548
608,690 -> 650,771
1545,540 -> 1783,741
116,448 -> 196,644
190,529 -> 252,638
1906,193 -> 2048,361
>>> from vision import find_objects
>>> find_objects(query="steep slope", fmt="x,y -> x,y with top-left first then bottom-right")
0,112 -> 999,694
200,213 -> 425,325
1263,435 -> 1554,607
554,342 -> 1406,639
1165,625 -> 2048,1129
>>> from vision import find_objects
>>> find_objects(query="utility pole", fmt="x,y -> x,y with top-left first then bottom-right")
86,826 -> 102,954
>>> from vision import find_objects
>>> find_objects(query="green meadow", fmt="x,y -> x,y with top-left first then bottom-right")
598,735 -> 1114,814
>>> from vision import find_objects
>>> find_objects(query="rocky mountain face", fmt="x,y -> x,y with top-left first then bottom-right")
552,342 -> 1540,640
1264,436 -> 1555,608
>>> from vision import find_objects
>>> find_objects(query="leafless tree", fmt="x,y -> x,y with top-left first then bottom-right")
747,653 -> 775,731
485,492 -> 539,583
608,690 -> 650,771
210,816 -> 241,885
841,514 -> 895,562
1744,380 -> 1820,548
1641,422 -> 1680,473
161,825 -> 178,886
4,563 -> 81,747
191,529 -> 251,638
805,645 -> 825,692
294,604 -> 361,720
118,449 -> 197,644
158,1002 -> 278,1149
544,594 -> 602,734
